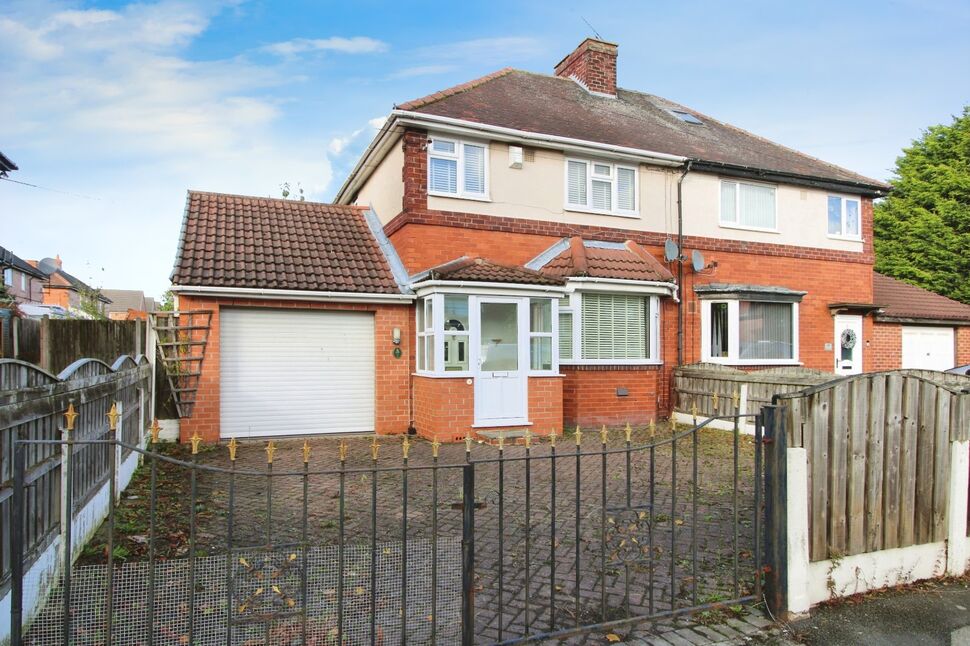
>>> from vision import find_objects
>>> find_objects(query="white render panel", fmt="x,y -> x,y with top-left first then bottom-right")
220,308 -> 375,437
901,325 -> 955,370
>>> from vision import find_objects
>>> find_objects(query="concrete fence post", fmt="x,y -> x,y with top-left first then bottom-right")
946,440 -> 969,576
786,447 -> 811,615
39,315 -> 52,373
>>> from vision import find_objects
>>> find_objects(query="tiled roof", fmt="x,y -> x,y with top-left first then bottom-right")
401,69 -> 889,191
0,246 -> 45,278
102,289 -> 153,313
27,259 -> 111,302
422,257 -> 565,286
537,238 -> 674,282
170,191 -> 401,294
874,273 -> 970,323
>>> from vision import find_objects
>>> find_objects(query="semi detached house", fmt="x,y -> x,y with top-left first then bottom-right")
171,38 -> 966,443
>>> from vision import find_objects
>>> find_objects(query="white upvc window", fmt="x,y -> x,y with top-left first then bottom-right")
719,179 -> 777,231
701,299 -> 800,365
21,273 -> 27,291
827,195 -> 861,239
428,136 -> 489,200
565,158 -> 638,217
529,298 -> 554,372
3,268 -> 11,286
559,292 -> 661,365
416,297 -> 435,371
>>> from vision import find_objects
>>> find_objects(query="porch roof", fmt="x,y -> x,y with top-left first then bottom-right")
529,237 -> 675,283
415,257 -> 566,286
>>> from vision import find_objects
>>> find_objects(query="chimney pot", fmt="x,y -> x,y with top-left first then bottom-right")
554,38 -> 618,96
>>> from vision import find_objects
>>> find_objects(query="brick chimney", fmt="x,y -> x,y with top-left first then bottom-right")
554,38 -> 618,96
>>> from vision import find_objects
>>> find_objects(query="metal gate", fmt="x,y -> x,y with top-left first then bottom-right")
9,409 -> 764,645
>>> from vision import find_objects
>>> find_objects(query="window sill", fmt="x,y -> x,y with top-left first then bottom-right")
561,359 -> 662,366
564,205 -> 640,219
826,234 -> 863,243
413,371 -> 473,378
702,358 -> 803,367
428,191 -> 491,203
718,222 -> 780,234
472,420 -> 532,429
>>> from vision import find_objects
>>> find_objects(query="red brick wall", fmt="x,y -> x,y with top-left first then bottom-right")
413,375 -> 563,441
870,322 -> 902,371
562,366 -> 661,428
958,327 -> 970,365
175,295 -> 413,442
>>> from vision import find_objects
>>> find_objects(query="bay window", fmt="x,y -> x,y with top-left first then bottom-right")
827,195 -> 861,239
702,296 -> 800,364
443,295 -> 469,371
557,297 -> 574,361
720,180 -> 777,230
529,298 -> 553,371
428,136 -> 488,199
565,158 -> 638,216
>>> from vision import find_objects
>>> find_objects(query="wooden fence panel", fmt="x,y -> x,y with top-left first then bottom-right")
0,355 -> 150,587
775,369 -> 969,563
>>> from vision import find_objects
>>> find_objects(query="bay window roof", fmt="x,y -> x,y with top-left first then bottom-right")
529,237 -> 674,283
694,283 -> 807,302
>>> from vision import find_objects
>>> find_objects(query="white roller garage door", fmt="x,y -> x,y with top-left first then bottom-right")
901,325 -> 954,370
220,308 -> 375,438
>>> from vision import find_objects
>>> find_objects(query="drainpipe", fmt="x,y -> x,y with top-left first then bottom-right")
676,161 -> 692,366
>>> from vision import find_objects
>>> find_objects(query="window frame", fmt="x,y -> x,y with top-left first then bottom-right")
427,135 -> 490,201
2,268 -> 11,286
564,157 -> 639,218
700,298 -> 800,366
718,179 -> 779,233
559,291 -> 661,366
528,298 -> 556,374
20,272 -> 27,291
826,194 -> 862,241
415,292 -> 560,377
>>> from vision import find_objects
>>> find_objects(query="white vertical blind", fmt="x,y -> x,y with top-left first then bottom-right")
558,310 -> 573,360
738,183 -> 776,228
567,160 -> 587,205
463,143 -> 486,195
429,157 -> 457,194
591,179 -> 612,210
617,167 -> 636,211
739,301 -> 792,360
720,182 -> 737,223
581,294 -> 648,360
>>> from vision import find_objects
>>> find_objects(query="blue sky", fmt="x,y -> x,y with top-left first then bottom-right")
2,0 -> 968,298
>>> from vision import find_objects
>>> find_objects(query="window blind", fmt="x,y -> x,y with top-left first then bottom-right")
738,183 -> 775,228
617,167 -> 636,211
463,144 -> 485,195
558,311 -> 573,360
739,301 -> 792,360
429,157 -> 457,194
567,160 -> 587,205
582,293 -> 648,360
592,179 -> 612,210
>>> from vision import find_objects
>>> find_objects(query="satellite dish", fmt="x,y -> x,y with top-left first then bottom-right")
38,258 -> 59,275
663,239 -> 680,262
691,250 -> 706,272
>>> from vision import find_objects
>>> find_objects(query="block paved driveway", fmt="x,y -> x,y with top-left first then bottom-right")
192,425 -> 761,644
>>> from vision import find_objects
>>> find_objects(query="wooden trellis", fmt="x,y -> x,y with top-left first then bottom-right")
150,310 -> 212,418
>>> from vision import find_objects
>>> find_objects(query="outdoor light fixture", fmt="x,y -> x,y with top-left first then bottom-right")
392,327 -> 401,345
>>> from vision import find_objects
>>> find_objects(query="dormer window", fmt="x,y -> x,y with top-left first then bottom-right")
565,158 -> 638,217
427,136 -> 488,200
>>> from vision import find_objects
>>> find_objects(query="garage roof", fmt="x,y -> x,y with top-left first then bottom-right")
171,191 -> 403,294
874,273 -> 970,323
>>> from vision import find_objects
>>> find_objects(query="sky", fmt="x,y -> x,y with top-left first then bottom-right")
1,0 -> 969,298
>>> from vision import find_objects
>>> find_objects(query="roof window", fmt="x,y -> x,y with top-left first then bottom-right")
670,109 -> 704,125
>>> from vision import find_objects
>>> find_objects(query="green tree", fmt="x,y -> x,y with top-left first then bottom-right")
78,287 -> 107,319
158,290 -> 175,311
874,107 -> 970,303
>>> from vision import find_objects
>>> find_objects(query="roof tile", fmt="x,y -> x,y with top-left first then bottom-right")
874,273 -> 970,322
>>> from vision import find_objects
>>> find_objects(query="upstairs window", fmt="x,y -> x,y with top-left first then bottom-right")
3,268 -> 11,286
720,180 -> 776,230
827,195 -> 861,239
428,136 -> 488,199
565,158 -> 638,216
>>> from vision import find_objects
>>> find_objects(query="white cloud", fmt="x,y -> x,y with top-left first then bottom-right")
262,36 -> 387,57
388,36 -> 543,79
389,64 -> 456,79
326,116 -> 387,156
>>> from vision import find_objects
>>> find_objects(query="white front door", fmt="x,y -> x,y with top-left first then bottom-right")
834,314 -> 863,375
902,326 -> 954,370
473,297 -> 528,426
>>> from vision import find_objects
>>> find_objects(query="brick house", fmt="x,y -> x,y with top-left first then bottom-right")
170,38 -> 949,443
1,245 -> 46,305
26,255 -> 111,316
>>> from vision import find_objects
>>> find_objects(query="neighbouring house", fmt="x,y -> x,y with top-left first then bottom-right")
27,255 -> 111,316
171,38 -> 902,442
870,273 -> 970,371
1,245 -> 46,305
102,289 -> 156,320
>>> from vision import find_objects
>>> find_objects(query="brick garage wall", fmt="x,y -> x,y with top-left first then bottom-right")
175,294 -> 413,443
413,375 -> 563,441
958,327 -> 970,365
562,366 -> 661,428
870,322 -> 902,371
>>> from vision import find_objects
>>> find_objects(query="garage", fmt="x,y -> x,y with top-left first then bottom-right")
901,325 -> 954,370
220,308 -> 375,438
